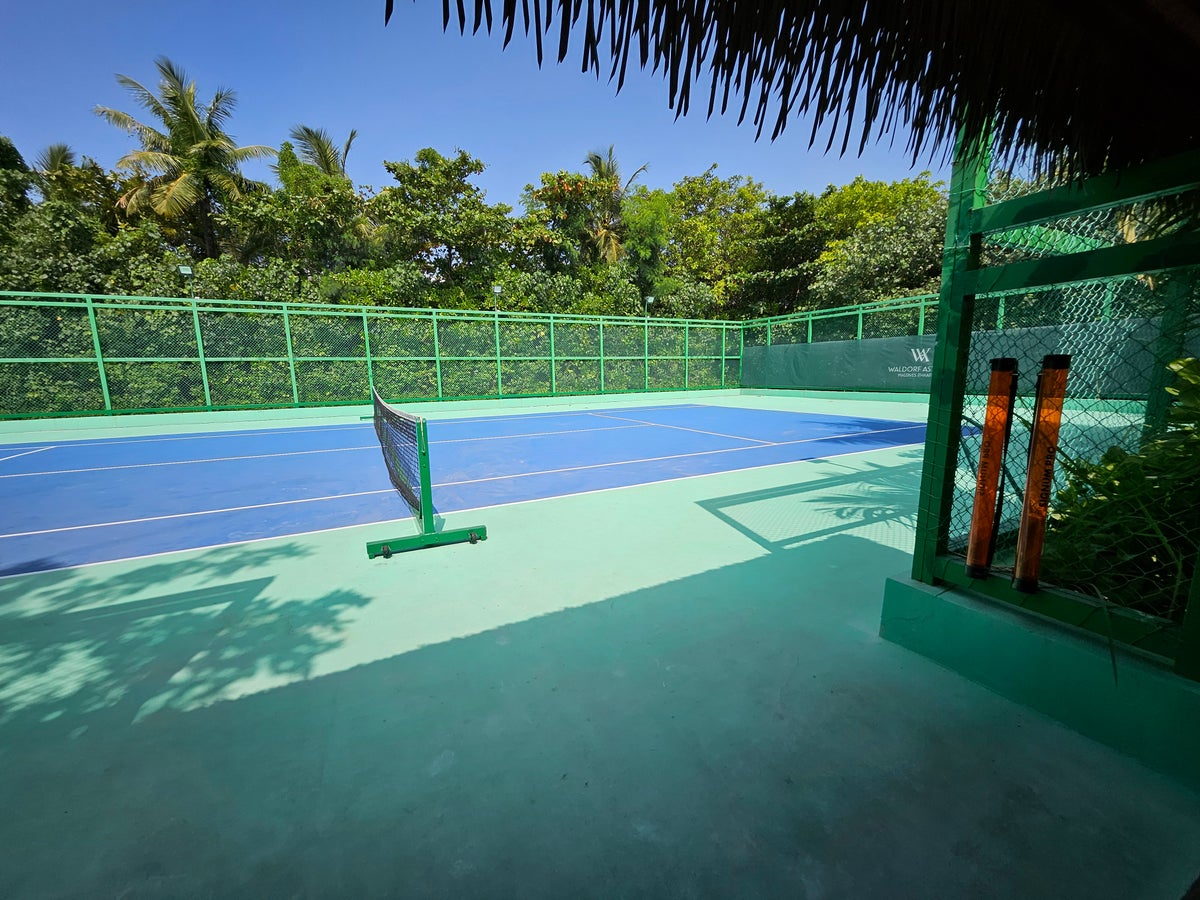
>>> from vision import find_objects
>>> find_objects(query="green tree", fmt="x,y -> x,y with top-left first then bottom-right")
367,148 -> 513,300
0,137 -> 33,247
221,142 -> 369,276
807,174 -> 946,306
663,165 -> 768,307
95,56 -> 275,259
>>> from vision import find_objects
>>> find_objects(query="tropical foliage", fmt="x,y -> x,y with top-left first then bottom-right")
0,59 -> 951,319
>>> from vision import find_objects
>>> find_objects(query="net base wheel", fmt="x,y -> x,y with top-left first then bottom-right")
381,544 -> 393,559
469,532 -> 479,544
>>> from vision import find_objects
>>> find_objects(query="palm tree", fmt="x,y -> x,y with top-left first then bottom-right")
95,57 -> 275,258
583,145 -> 647,264
31,144 -> 77,202
288,125 -> 358,178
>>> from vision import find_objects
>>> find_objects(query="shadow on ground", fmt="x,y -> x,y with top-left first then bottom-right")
1,527 -> 1197,899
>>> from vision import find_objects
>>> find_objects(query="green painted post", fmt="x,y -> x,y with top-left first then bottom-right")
549,314 -> 558,395
1176,566 -> 1200,681
599,321 -> 606,393
996,294 -> 1006,330
684,323 -> 690,389
85,296 -> 112,412
917,297 -> 927,336
362,310 -> 375,397
857,308 -> 864,340
431,309 -> 444,399
494,310 -> 503,397
720,325 -> 727,387
643,319 -> 650,392
912,130 -> 991,585
767,321 -> 773,346
190,299 -> 212,408
282,306 -> 300,406
1102,281 -> 1115,321
738,325 -> 745,387
807,314 -> 813,343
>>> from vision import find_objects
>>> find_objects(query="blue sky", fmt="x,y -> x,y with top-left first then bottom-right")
1,0 -> 950,211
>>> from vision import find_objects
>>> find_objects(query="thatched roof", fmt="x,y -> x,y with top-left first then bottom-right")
386,0 -> 1200,175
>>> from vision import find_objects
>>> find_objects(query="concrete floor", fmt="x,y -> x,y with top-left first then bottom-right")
1,396 -> 1198,898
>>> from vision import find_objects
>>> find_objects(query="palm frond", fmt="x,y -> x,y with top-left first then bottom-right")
34,144 -> 76,174
424,0 -> 1200,176
151,172 -> 203,218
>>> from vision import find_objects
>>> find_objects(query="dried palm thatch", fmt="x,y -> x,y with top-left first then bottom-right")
385,0 -> 1200,175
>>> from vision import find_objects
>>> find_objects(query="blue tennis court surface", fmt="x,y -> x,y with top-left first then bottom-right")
0,402 -> 925,576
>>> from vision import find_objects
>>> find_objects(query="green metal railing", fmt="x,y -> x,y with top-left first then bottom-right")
0,293 -> 742,417
741,294 -> 939,347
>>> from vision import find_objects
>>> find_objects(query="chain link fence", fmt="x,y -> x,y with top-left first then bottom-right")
943,162 -> 1200,631
0,294 -> 742,417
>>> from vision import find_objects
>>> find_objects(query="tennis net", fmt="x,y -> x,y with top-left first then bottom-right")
373,389 -> 429,526
366,390 -> 487,557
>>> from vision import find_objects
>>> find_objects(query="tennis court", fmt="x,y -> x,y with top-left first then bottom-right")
0,399 -> 925,576
2,391 -> 1197,898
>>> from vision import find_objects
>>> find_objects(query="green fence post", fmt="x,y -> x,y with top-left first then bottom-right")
857,308 -> 864,340
912,130 -> 991,585
917,297 -> 927,336
431,309 -> 444,399
738,325 -> 745,387
720,325 -> 727,388
807,313 -> 813,343
362,309 -> 375,397
599,321 -> 606,393
996,293 -> 1006,330
86,296 -> 113,413
767,321 -> 773,346
190,298 -> 212,409
549,314 -> 557,395
643,318 -> 650,392
1177,565 -> 1200,681
282,305 -> 300,406
684,323 -> 690,389
494,310 -> 503,397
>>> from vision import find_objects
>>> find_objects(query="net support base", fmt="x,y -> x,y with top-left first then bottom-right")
366,525 -> 487,558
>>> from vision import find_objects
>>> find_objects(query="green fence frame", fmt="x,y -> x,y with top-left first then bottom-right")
0,293 -> 743,418
912,139 -> 1200,682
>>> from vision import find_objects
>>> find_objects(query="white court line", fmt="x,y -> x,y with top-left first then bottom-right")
0,440 -> 920,581
430,423 -> 651,444
0,446 -> 54,464
434,424 -> 924,488
0,444 -> 379,479
0,423 -> 371,452
0,489 -> 395,539
588,411 -> 774,445
431,403 -> 707,426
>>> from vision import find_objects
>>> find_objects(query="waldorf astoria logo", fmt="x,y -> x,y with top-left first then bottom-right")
886,345 -> 934,379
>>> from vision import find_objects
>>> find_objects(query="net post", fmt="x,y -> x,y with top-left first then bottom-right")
85,295 -> 112,413
416,417 -> 437,535
282,305 -> 300,406
190,298 -> 212,409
